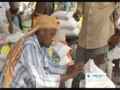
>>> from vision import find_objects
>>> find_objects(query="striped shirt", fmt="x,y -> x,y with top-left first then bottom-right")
0,34 -> 67,88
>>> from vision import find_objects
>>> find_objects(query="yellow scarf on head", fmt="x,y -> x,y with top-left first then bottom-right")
2,15 -> 60,88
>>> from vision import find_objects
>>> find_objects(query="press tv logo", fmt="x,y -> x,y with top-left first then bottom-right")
86,73 -> 106,79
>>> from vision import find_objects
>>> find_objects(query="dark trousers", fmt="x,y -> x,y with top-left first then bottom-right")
72,45 -> 109,88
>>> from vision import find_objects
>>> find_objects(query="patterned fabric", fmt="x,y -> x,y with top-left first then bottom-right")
1,15 -> 60,88
0,34 -> 67,88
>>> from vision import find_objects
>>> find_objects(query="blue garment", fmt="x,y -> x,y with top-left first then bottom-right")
64,2 -> 73,11
13,16 -> 20,28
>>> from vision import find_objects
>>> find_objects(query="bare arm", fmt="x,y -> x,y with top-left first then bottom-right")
6,9 -> 13,25
73,2 -> 84,21
5,2 -> 13,33
93,42 -> 120,65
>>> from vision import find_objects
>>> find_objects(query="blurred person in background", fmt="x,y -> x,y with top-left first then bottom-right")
72,2 -> 120,88
55,2 -> 77,12
33,2 -> 54,16
0,2 -> 13,34
0,15 -> 84,88
9,2 -> 23,31
0,2 -> 21,35
31,2 -> 54,28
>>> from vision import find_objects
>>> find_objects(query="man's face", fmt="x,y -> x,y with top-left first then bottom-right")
41,28 -> 57,48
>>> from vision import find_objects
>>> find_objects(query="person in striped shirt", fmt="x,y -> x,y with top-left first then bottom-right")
0,15 -> 84,88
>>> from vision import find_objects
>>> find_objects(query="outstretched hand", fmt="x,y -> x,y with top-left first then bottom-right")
93,54 -> 105,66
67,62 -> 84,78
73,10 -> 81,21
9,24 -> 13,34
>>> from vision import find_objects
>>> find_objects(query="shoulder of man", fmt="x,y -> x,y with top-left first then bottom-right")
23,35 -> 40,50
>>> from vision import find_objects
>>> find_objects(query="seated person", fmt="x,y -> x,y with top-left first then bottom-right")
0,15 -> 84,88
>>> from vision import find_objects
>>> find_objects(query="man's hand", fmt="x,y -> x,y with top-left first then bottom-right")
93,54 -> 106,66
109,34 -> 120,49
9,24 -> 13,34
73,10 -> 81,21
67,62 -> 84,78
60,62 -> 84,82
67,62 -> 84,73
